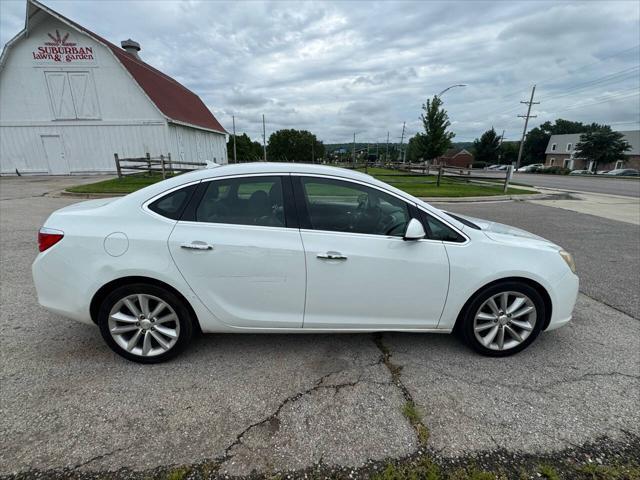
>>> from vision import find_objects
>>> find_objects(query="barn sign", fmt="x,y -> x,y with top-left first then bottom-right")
32,30 -> 94,62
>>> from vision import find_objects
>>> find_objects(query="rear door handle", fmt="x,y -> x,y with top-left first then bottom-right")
317,251 -> 347,260
180,241 -> 213,251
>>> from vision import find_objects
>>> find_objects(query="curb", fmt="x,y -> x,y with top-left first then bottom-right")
53,190 -> 125,199
420,192 -> 572,203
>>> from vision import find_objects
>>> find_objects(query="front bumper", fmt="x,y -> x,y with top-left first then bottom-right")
546,270 -> 579,331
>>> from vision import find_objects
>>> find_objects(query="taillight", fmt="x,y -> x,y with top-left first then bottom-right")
38,228 -> 64,252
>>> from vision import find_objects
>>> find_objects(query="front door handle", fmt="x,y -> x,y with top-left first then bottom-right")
180,241 -> 213,251
317,251 -> 347,260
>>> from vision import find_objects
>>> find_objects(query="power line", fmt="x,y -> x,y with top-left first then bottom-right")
550,91 -> 639,114
494,44 -> 640,101
538,66 -> 640,103
484,66 -> 639,121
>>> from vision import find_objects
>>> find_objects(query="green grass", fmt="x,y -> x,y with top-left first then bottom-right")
66,172 -> 172,194
357,166 -> 531,197
539,464 -> 561,480
372,458 -> 498,480
402,401 -> 430,445
67,166 -> 532,198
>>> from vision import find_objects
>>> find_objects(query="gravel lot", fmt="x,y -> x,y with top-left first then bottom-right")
0,177 -> 638,478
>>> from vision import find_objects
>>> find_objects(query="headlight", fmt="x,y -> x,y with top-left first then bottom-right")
559,250 -> 576,274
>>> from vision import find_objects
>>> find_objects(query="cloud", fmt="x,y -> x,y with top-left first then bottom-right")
1,0 -> 638,143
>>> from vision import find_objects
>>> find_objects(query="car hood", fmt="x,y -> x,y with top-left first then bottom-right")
451,213 -> 562,250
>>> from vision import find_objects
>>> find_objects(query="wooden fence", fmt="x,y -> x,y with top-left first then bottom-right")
114,153 -> 207,179
338,161 -> 514,193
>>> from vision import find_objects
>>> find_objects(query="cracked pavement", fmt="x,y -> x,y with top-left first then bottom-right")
1,176 -> 639,477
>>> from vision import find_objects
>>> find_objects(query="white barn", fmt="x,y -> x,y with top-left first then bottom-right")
0,0 -> 227,175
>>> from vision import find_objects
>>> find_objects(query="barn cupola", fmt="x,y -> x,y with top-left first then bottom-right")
120,39 -> 141,59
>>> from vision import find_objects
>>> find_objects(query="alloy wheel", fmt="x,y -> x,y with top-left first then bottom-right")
108,294 -> 181,357
473,291 -> 536,351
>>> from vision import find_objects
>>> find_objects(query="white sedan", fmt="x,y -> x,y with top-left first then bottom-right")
33,163 -> 579,363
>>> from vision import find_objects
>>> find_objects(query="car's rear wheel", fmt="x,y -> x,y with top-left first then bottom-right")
460,281 -> 545,356
97,283 -> 193,363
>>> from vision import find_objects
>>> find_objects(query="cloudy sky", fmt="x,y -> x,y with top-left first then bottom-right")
1,0 -> 639,144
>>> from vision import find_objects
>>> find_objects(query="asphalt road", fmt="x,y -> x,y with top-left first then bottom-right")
512,173 -> 640,197
0,177 -> 638,478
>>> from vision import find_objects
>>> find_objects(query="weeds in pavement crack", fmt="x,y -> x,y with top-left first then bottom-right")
373,333 -> 430,447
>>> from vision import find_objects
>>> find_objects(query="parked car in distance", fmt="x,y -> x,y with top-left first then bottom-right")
486,164 -> 501,170
495,165 -> 509,171
33,163 -> 579,363
605,169 -> 639,176
569,169 -> 593,175
516,163 -> 544,172
596,170 -> 609,175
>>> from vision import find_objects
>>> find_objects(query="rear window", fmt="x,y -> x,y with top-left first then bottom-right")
148,184 -> 197,220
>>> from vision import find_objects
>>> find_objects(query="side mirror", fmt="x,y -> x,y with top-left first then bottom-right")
403,218 -> 426,241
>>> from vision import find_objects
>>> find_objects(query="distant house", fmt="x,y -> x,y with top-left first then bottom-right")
433,148 -> 474,168
545,131 -> 639,171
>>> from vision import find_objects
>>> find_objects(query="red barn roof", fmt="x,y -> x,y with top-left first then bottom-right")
23,0 -> 226,133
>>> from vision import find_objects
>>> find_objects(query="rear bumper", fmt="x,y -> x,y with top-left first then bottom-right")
32,249 -> 94,325
546,270 -> 579,331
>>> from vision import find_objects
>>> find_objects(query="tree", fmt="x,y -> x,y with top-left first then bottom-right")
500,141 -> 520,165
406,133 -> 426,163
227,133 -> 263,162
419,96 -> 455,161
266,129 -> 324,162
473,127 -> 501,163
574,128 -> 631,172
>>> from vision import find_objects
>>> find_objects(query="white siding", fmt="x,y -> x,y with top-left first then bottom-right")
168,124 -> 227,166
1,123 -> 168,174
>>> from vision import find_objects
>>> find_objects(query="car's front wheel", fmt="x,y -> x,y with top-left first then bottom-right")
460,281 -> 545,356
97,283 -> 194,363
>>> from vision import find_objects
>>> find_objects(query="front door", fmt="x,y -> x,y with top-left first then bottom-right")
168,175 -> 306,328
294,175 -> 450,329
41,135 -> 69,174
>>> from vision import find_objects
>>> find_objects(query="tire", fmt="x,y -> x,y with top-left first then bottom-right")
97,283 -> 194,363
460,281 -> 545,357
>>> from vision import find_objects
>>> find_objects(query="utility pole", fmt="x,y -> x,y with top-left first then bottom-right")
232,115 -> 237,164
516,85 -> 539,169
399,122 -> 406,163
385,131 -> 390,163
498,129 -> 505,164
311,140 -> 315,164
352,132 -> 356,167
262,114 -> 267,162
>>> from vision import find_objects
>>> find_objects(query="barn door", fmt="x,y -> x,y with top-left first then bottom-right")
45,72 -> 76,119
68,72 -> 99,119
41,135 -> 69,175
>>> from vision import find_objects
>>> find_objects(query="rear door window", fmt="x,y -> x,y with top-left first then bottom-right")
195,176 -> 285,227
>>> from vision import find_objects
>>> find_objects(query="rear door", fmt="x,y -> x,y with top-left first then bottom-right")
167,174 -> 306,328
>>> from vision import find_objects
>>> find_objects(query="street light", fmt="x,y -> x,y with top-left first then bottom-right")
437,84 -> 467,97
